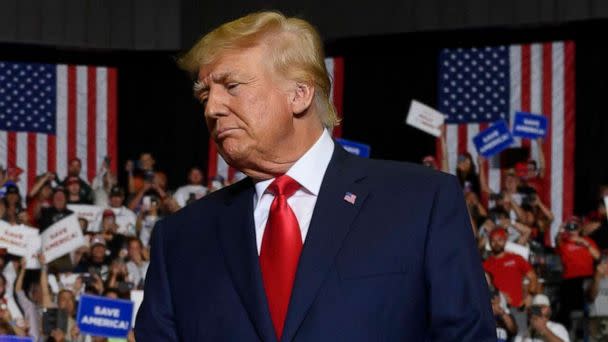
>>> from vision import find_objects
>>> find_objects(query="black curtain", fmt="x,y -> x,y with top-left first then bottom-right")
1,19 -> 607,215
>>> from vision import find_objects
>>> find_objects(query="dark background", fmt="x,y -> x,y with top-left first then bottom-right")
0,18 -> 607,216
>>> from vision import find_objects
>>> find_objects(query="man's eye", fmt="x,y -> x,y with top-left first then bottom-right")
227,83 -> 239,90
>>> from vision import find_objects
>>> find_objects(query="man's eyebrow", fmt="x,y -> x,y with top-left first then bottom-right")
193,80 -> 208,94
193,72 -> 234,95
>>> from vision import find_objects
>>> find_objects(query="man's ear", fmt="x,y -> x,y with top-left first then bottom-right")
290,82 -> 315,115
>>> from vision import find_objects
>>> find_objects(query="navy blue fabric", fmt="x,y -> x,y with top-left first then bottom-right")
135,145 -> 496,341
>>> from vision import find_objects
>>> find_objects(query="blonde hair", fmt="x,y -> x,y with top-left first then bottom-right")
178,11 -> 339,128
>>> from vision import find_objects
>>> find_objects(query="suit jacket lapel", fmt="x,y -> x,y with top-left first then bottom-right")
281,146 -> 369,342
216,180 -> 277,342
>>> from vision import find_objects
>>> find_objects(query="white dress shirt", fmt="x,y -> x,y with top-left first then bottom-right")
253,129 -> 334,254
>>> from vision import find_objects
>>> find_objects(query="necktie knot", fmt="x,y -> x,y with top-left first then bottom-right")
267,175 -> 300,198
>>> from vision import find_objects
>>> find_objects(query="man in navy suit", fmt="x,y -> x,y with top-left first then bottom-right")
135,11 -> 495,341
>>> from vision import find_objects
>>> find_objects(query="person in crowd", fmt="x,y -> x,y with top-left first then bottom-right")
456,152 -> 481,196
587,255 -> 608,341
173,167 -> 208,208
15,257 -> 42,341
15,207 -> 32,226
465,191 -> 488,228
106,186 -> 137,236
125,237 -> 149,289
106,259 -> 132,299
555,216 -> 600,329
128,172 -> 179,214
0,166 -> 24,199
62,158 -> 94,203
66,176 -> 92,204
484,227 -> 538,334
99,210 -> 128,260
486,272 -> 518,341
3,184 -> 22,217
38,188 -> 74,231
74,235 -> 111,281
126,152 -> 157,195
518,139 -> 546,198
27,172 -> 56,226
136,195 -> 161,248
515,294 -> 569,342
487,207 -> 532,246
520,194 -> 555,248
38,254 -> 78,341
91,158 -> 118,208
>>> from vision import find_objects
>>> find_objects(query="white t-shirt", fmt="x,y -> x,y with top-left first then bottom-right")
514,321 -> 570,342
173,184 -> 208,208
112,206 -> 137,236
127,260 -> 149,288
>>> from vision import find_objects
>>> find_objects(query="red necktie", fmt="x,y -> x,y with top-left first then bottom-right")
259,175 -> 302,339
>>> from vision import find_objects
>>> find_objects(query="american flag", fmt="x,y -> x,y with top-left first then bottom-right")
0,61 -> 118,196
207,57 -> 345,185
437,42 -> 575,243
343,192 -> 356,205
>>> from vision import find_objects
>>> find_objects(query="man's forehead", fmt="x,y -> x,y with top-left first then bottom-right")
197,47 -> 264,82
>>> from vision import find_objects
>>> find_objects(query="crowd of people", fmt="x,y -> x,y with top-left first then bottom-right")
0,152 -> 220,341
425,134 -> 608,342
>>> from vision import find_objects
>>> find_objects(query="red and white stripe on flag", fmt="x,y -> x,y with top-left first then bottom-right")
206,57 -> 345,184
437,41 -> 575,244
0,65 -> 118,195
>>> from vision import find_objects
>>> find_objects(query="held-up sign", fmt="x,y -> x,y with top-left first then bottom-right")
42,215 -> 85,263
67,204 -> 103,229
0,221 -> 40,257
405,100 -> 445,137
473,120 -> 514,158
512,112 -> 548,139
336,138 -> 371,158
77,295 -> 134,338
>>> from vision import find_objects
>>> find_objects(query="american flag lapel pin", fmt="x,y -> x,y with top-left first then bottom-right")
343,192 -> 357,205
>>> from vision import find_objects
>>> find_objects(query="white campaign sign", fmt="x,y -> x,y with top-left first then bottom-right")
42,215 -> 86,263
67,204 -> 103,229
405,100 -> 445,137
0,221 -> 40,257
25,235 -> 42,270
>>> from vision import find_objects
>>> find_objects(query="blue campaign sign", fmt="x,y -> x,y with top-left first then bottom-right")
336,138 -> 371,158
0,336 -> 33,342
473,120 -> 514,158
512,111 -> 548,139
76,294 -> 134,338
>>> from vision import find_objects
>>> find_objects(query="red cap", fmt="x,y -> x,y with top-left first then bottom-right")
515,162 -> 528,178
489,227 -> 508,240
102,209 -> 115,218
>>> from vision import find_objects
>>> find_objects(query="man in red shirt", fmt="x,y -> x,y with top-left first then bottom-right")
556,216 -> 600,329
484,227 -> 538,309
484,227 -> 539,335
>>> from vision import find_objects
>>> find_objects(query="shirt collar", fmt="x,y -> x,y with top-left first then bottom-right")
254,129 -> 334,203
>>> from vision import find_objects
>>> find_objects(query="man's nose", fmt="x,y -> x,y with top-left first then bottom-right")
204,88 -> 228,119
